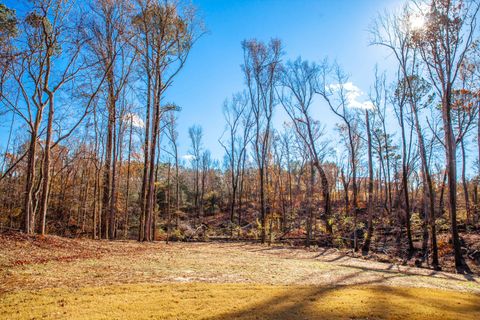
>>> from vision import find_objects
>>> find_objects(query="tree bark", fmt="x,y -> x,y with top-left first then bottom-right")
362,110 -> 374,254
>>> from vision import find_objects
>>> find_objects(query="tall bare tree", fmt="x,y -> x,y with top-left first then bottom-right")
189,125 -> 203,221
410,0 -> 479,271
133,0 -> 201,241
280,58 -> 333,236
86,0 -> 136,239
316,63 -> 363,247
220,93 -> 253,225
242,38 -> 282,244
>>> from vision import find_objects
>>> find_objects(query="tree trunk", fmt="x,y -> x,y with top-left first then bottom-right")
144,72 -> 161,242
362,110 -> 374,254
461,139 -> 471,225
306,162 -> 314,248
442,91 -> 464,271
109,110 -> 118,240
24,118 -> 41,234
399,102 -> 414,254
313,161 -> 333,235
259,165 -> 266,244
124,117 -> 133,239
139,60 -> 152,242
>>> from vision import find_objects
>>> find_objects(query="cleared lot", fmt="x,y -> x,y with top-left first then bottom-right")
1,234 -> 479,319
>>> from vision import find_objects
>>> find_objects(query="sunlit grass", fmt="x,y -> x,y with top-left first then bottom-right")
1,283 -> 479,320
2,237 -> 479,319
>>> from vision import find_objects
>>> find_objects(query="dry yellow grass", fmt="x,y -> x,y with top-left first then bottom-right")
1,234 -> 480,319
1,283 -> 479,320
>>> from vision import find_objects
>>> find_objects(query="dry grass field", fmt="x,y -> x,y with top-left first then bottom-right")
1,233 -> 479,319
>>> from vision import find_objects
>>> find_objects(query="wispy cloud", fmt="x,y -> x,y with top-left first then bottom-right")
182,154 -> 194,161
328,82 -> 373,110
123,112 -> 145,128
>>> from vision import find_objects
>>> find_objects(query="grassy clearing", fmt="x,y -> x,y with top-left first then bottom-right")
1,234 -> 480,319
2,236 -> 478,293
1,283 -> 479,320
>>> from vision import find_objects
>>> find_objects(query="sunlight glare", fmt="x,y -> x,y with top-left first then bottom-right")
409,13 -> 426,31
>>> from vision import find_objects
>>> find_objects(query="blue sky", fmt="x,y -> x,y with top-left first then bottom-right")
164,0 -> 402,161
1,0 -> 404,163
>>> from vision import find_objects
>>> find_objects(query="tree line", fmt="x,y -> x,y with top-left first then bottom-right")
1,0 -> 479,273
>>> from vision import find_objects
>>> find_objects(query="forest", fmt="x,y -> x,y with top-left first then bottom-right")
1,1 -> 480,319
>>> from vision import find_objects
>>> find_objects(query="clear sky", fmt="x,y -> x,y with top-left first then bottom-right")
164,0 -> 402,162
1,0 -> 405,163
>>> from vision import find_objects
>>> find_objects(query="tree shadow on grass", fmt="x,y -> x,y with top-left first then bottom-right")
204,265 -> 480,320
205,282 -> 479,319
322,253 -> 350,263
313,247 -> 330,257
429,269 -> 477,282
339,263 -> 478,282
248,246 -> 288,253
205,272 -> 395,320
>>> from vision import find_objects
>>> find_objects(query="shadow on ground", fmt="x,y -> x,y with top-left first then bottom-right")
205,272 -> 480,320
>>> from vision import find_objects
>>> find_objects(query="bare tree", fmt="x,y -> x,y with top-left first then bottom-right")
133,0 -> 201,241
279,58 -> 333,236
164,110 -> 180,230
242,38 -> 282,244
362,109 -> 375,254
200,149 -> 211,219
219,93 -> 253,226
409,0 -> 479,272
189,125 -> 202,222
0,0 -> 104,235
371,6 -> 442,267
86,0 -> 136,239
316,63 -> 363,248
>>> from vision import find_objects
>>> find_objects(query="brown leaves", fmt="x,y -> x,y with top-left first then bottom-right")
0,232 -> 112,267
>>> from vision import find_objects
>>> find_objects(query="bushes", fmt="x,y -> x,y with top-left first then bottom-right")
158,222 -> 210,242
